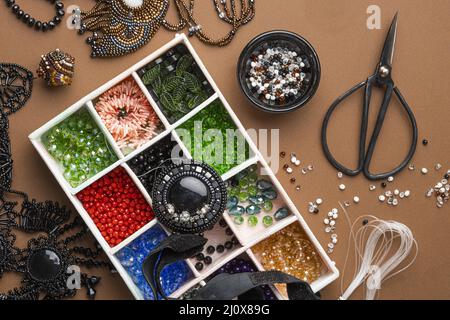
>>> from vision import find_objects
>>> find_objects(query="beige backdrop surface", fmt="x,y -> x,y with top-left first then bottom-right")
0,0 -> 449,300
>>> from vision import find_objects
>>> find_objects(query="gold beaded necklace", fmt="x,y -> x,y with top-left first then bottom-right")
76,0 -> 256,58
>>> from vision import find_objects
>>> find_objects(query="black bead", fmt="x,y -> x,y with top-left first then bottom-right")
216,245 -> 224,253
22,13 -> 30,22
35,21 -> 42,30
206,245 -> 215,255
195,262 -> 204,271
42,22 -> 49,31
224,241 -> 233,250
381,182 -> 387,188
225,227 -> 233,236
195,253 -> 204,261
55,2 -> 64,10
204,256 -> 212,265
57,9 -> 65,17
362,219 -> 369,225
422,139 -> 428,146
11,4 -> 19,12
48,21 -> 55,29
6,0 -> 15,7
219,218 -> 227,228
88,276 -> 101,286
16,9 -> 24,18
445,173 -> 449,180
53,16 -> 61,24
28,17 -> 35,27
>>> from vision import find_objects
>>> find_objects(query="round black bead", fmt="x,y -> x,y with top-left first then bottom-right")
53,16 -> 61,24
35,21 -> 42,30
42,22 -> 49,31
55,2 -> 64,10
204,256 -> 212,265
224,241 -> 233,250
11,4 -> 19,12
225,227 -> 233,236
22,13 -> 30,22
6,0 -> 15,7
195,253 -> 204,261
48,21 -> 55,29
422,139 -> 428,146
56,9 -> 65,17
362,219 -> 369,225
28,17 -> 35,27
206,245 -> 215,255
195,262 -> 204,271
216,245 -> 224,253
381,182 -> 387,188
445,173 -> 449,180
16,9 -> 24,18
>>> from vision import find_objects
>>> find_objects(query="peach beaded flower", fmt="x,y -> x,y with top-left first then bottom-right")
96,78 -> 161,152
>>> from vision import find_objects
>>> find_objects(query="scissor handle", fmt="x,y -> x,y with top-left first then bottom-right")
363,80 -> 418,180
321,80 -> 369,176
321,75 -> 418,180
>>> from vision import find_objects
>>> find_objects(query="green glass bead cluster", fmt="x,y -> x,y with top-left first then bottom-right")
42,108 -> 118,187
176,100 -> 250,175
226,165 -> 290,228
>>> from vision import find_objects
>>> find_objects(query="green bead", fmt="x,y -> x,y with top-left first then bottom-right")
247,185 -> 258,197
262,200 -> 273,212
233,215 -> 244,225
262,215 -> 274,227
247,215 -> 258,227
238,191 -> 249,202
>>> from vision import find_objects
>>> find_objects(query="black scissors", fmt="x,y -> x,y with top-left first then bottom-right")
321,13 -> 418,180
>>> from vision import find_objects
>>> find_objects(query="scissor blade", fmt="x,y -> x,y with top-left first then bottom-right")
379,12 -> 398,68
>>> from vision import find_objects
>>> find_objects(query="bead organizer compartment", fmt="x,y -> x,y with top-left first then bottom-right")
40,106 -> 119,190
127,132 -> 186,194
116,224 -> 193,300
189,217 -> 242,274
175,99 -> 251,175
29,34 -> 338,300
93,77 -> 165,155
223,163 -> 295,245
137,43 -> 215,124
77,166 -> 155,247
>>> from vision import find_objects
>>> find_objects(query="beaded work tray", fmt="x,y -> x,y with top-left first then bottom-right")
29,34 -> 339,300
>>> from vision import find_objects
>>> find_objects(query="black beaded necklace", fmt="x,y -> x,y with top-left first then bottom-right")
5,0 -> 65,32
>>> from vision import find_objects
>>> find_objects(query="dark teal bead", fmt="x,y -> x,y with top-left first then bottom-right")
226,196 -> 239,209
274,207 -> 289,221
257,179 -> 273,190
246,204 -> 261,215
262,189 -> 277,200
228,206 -> 245,216
249,195 -> 265,205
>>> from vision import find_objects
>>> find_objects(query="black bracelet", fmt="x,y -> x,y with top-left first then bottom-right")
5,0 -> 65,32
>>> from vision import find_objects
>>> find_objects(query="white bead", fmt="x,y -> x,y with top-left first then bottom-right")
332,238 -> 338,244
421,168 -> 428,174
353,196 -> 360,203
316,198 -> 323,205
394,189 -> 400,195
332,213 -> 338,219
329,220 -> 336,226
337,172 -> 343,179
124,0 -> 143,8
404,190 -> 411,197
294,159 -> 301,166
379,195 -> 386,202
331,208 -> 338,214
328,212 -> 333,217
324,218 -> 330,225
286,167 -> 293,174
339,184 -> 346,191
388,176 -> 394,182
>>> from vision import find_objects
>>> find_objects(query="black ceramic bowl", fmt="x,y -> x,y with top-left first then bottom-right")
237,30 -> 321,113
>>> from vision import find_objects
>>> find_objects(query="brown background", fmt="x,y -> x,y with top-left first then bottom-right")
1,0 -> 449,300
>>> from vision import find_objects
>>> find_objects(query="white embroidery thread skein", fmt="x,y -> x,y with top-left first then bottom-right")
339,204 -> 418,300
